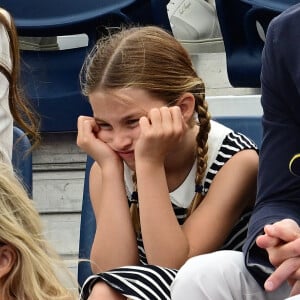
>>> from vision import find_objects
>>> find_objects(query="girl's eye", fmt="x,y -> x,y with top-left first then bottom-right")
126,119 -> 139,127
97,123 -> 112,130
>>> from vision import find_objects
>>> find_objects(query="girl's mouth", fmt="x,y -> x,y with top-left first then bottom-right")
116,150 -> 134,160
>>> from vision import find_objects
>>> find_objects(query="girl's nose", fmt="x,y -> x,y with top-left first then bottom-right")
110,131 -> 132,150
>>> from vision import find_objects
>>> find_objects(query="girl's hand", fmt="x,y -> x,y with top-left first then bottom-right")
77,116 -> 121,168
135,106 -> 187,164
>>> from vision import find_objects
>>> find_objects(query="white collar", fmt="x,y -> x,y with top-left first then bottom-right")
124,160 -> 196,208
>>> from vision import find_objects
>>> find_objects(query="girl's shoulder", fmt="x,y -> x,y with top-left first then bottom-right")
208,120 -> 233,146
206,120 -> 232,168
207,120 -> 258,173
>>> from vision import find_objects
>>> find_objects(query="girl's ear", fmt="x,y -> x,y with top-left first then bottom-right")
0,245 -> 16,279
176,93 -> 195,122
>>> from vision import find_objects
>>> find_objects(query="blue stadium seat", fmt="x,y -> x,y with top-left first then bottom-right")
241,0 -> 299,12
0,0 -> 171,132
215,0 -> 296,87
214,116 -> 262,148
12,126 -> 32,196
77,116 -> 263,286
78,156 -> 96,287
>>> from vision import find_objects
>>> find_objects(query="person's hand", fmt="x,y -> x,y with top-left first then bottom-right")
134,106 -> 187,164
77,116 -> 121,168
256,219 -> 300,296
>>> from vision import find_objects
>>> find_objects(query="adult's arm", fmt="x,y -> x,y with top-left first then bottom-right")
243,4 -> 300,287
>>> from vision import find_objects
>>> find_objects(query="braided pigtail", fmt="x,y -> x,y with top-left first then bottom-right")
187,83 -> 211,217
130,172 -> 141,235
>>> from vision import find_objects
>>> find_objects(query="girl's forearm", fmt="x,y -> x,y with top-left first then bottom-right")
136,161 -> 189,268
91,168 -> 139,272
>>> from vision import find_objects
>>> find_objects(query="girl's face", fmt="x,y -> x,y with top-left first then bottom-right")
89,87 -> 167,168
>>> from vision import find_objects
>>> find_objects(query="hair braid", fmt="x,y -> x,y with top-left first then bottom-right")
130,172 -> 141,234
187,88 -> 211,217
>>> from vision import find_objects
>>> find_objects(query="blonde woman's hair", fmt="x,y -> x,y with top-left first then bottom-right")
0,162 -> 77,300
81,26 -> 211,234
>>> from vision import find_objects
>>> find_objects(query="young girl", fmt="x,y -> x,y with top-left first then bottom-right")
0,161 -> 78,300
0,8 -> 40,165
76,25 -> 259,300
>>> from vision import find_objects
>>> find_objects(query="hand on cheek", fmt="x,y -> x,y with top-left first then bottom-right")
135,107 -> 186,162
77,116 -> 120,166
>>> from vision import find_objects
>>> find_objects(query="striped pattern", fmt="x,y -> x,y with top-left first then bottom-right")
80,131 -> 258,300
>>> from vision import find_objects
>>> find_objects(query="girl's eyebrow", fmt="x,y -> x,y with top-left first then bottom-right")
94,112 -> 144,123
93,117 -> 106,123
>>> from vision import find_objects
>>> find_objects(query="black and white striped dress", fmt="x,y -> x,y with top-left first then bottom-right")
80,121 -> 258,300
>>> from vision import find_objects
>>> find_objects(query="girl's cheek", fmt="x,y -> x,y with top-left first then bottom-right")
97,130 -> 111,143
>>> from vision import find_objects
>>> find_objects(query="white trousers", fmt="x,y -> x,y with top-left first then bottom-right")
171,250 -> 291,300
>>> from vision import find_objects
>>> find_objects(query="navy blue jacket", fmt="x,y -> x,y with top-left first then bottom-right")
243,3 -> 300,287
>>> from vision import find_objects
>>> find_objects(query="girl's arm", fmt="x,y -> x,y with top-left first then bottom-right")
137,148 -> 258,269
183,149 -> 258,257
89,163 -> 139,273
77,116 -> 139,273
134,106 -> 190,268
136,159 -> 189,268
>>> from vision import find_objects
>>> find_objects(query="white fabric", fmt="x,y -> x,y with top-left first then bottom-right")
167,0 -> 221,40
124,120 -> 231,208
0,12 -> 13,165
285,296 -> 300,300
171,250 -> 291,300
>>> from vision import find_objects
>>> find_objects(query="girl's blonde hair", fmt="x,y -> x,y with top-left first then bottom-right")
0,162 -> 77,300
0,9 -> 40,148
81,26 -> 211,233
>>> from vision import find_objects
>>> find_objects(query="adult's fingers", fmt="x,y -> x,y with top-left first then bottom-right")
290,280 -> 300,296
265,257 -> 300,292
256,234 -> 281,249
268,239 -> 300,267
264,219 -> 300,242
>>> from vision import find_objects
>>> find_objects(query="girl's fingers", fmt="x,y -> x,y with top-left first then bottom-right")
160,107 -> 175,134
146,106 -> 184,135
139,116 -> 151,132
169,106 -> 185,132
77,116 -> 99,149
147,108 -> 162,126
